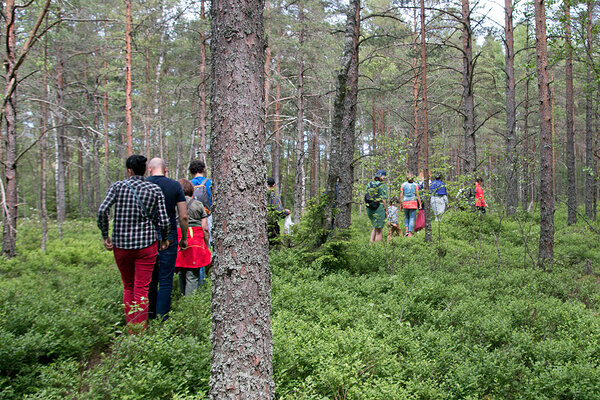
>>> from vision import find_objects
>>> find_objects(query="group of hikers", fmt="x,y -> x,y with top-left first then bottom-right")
98,155 -> 488,329
365,170 -> 488,243
97,155 -> 213,330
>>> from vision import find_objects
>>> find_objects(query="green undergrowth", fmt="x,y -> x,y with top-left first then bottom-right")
1,206 -> 600,399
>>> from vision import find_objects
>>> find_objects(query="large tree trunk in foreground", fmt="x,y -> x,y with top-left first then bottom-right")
564,0 -> 577,225
533,0 -> 554,269
461,0 -> 476,174
504,0 -> 517,215
324,0 -> 360,233
209,0 -> 273,398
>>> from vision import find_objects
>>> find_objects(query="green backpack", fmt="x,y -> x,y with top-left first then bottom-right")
364,182 -> 381,210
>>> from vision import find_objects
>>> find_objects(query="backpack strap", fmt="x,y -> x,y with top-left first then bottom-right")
125,180 -> 151,221
186,197 -> 195,210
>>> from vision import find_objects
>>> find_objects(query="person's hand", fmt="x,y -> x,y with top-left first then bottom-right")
179,238 -> 188,251
104,237 -> 114,251
159,240 -> 170,251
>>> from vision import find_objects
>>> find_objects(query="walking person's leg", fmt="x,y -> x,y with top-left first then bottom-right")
404,209 -> 410,236
113,247 -> 136,325
408,209 -> 417,234
185,269 -> 199,296
150,229 -> 179,320
129,242 -> 158,329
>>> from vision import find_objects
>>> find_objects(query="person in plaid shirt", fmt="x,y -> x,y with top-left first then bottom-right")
97,155 -> 170,330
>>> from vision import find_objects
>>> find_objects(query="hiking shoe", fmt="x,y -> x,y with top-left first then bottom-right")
407,232 -> 413,237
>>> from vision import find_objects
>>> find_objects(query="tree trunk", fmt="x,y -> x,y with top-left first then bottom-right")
272,57 -> 281,191
461,0 -> 476,174
199,0 -> 207,163
533,0 -> 555,269
125,0 -> 133,156
504,0 -> 517,215
522,17 -> 532,211
144,43 -> 151,159
2,0 -> 17,257
209,0 -> 273,397
293,3 -> 306,224
103,59 -> 110,191
41,36 -> 49,251
336,1 -> 360,230
311,129 -> 319,198
323,0 -> 360,232
564,0 -> 577,224
420,0 -> 432,242
78,133 -> 84,216
410,2 -> 420,174
585,0 -> 595,220
55,45 -> 67,238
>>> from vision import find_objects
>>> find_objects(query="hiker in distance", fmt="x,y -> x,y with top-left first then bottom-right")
365,170 -> 389,243
189,160 -> 213,245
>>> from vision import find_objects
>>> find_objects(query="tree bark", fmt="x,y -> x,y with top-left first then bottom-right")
310,128 -> 319,198
125,0 -> 133,156
461,0 -> 476,175
421,0 -> 432,242
336,1 -> 360,230
144,43 -> 151,160
504,0 -> 517,215
533,0 -> 555,269
55,44 -> 67,238
293,2 -> 306,223
199,0 -> 208,163
2,0 -> 17,257
410,2 -> 420,174
323,0 -> 361,232
103,59 -> 110,191
41,35 -> 49,252
585,0 -> 595,220
564,0 -> 577,224
272,57 -> 281,191
209,0 -> 273,397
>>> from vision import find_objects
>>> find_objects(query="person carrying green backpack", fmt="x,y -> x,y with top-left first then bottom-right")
364,169 -> 388,242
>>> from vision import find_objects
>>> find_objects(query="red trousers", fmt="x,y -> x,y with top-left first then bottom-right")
113,242 -> 157,328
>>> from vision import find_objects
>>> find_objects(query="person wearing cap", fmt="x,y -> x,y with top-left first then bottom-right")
400,173 -> 421,237
430,174 -> 448,221
365,169 -> 388,242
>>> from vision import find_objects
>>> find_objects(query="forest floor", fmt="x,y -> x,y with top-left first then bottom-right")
1,206 -> 600,399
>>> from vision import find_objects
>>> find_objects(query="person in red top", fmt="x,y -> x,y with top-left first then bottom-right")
475,177 -> 487,213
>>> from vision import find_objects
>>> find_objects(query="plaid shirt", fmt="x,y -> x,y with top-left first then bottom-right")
97,175 -> 170,249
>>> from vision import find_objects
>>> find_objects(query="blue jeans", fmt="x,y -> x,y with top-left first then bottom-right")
148,229 -> 178,320
197,266 -> 206,288
404,209 -> 417,233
